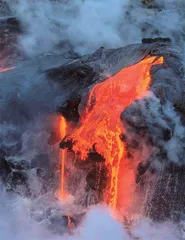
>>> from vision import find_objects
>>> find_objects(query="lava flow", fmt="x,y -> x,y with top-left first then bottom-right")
68,56 -> 164,209
58,116 -> 67,200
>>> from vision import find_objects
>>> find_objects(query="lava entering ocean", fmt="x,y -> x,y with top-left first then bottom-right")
60,56 -> 164,210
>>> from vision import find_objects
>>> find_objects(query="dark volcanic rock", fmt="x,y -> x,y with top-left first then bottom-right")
0,15 -> 23,66
11,170 -> 28,185
0,16 -> 21,33
0,150 -> 11,178
57,97 -> 81,122
142,37 -> 171,44
145,164 -> 185,221
86,166 -> 108,192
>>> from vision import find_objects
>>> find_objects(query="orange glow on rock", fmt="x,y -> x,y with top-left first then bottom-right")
0,67 -> 15,73
69,56 -> 164,209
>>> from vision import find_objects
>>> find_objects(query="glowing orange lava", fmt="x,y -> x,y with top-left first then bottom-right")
69,56 -> 164,209
0,67 -> 15,73
58,116 -> 67,200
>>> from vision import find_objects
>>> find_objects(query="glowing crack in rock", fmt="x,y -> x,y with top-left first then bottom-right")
0,67 -> 15,73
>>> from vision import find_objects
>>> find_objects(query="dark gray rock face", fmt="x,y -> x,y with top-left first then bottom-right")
0,150 -> 11,178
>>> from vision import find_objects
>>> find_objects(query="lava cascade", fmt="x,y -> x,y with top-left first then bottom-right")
58,116 -> 67,200
65,56 -> 164,209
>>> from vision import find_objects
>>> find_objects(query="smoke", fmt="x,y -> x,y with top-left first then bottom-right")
5,0 -> 127,56
0,182 -> 128,240
131,218 -> 181,240
122,92 -> 185,167
0,182 -> 182,240
75,206 -> 130,240
5,0 -> 185,56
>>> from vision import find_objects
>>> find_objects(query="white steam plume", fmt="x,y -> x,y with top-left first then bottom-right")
0,183 -> 130,240
5,0 -> 185,56
0,183 -> 182,240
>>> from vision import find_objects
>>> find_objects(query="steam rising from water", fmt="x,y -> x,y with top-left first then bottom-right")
0,183 -> 181,240
5,0 -> 185,56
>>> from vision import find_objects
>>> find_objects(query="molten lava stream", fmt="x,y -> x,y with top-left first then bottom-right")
58,116 -> 67,200
70,56 -> 164,210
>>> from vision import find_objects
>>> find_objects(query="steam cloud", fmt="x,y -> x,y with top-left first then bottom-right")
5,0 -> 185,56
0,183 -> 181,240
